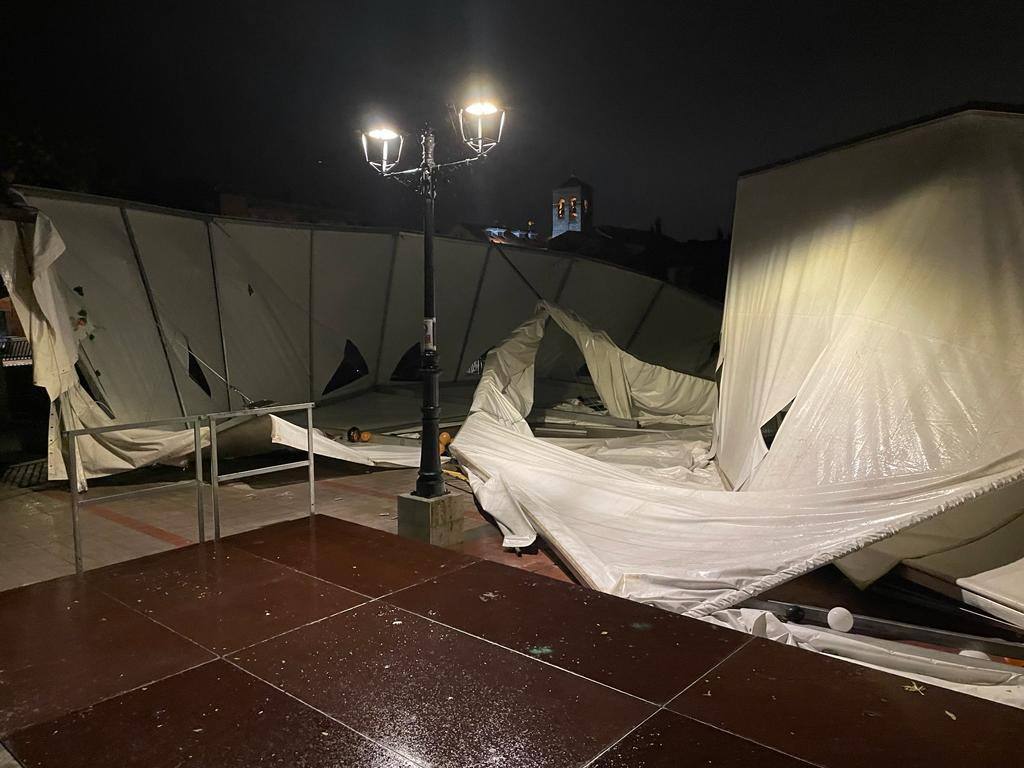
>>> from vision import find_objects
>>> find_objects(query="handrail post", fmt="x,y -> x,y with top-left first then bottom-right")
193,418 -> 205,543
67,433 -> 83,575
307,404 -> 316,518
209,415 -> 220,540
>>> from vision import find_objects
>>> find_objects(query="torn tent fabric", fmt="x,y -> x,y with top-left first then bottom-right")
452,301 -> 1024,617
452,110 -> 1024,703
0,207 -> 426,487
452,302 -> 1024,704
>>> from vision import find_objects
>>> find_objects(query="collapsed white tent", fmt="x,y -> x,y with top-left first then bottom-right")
2,187 -> 721,483
452,301 -> 1024,703
451,108 -> 1024,702
0,203 -> 430,484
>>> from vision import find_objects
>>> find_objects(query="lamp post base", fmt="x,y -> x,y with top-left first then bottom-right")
397,491 -> 463,549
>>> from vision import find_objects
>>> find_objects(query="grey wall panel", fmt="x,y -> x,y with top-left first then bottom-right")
126,209 -> 230,413
628,285 -> 722,377
27,197 -> 181,421
311,230 -> 395,398
556,260 -> 662,347
378,234 -> 487,384
210,221 -> 310,407
459,247 -> 571,377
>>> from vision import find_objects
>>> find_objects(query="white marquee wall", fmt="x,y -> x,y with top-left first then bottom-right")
23,188 -> 723,423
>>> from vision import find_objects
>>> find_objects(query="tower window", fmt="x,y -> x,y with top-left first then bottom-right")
557,198 -> 566,219
569,197 -> 578,220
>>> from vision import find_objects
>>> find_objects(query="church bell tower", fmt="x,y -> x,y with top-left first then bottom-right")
551,175 -> 593,238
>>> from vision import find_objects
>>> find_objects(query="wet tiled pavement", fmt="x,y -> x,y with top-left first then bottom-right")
0,462 -> 571,592
1,514 -> 1021,766
386,558 -> 746,703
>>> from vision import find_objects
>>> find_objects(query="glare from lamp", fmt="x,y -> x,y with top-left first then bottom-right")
367,127 -> 400,141
464,101 -> 498,116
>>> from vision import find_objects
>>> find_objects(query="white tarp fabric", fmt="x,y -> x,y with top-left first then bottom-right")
210,220 -> 311,408
311,229 -> 394,398
454,301 -> 719,546
453,300 -> 1024,704
0,210 -> 76,401
0,203 -> 426,485
54,387 -> 423,485
456,112 -> 1024,614
716,111 -> 1024,489
24,196 -> 183,422
709,608 -> 1024,708
128,210 -> 231,413
10,188 -> 721,481
453,301 -> 1024,614
713,109 -> 1024,584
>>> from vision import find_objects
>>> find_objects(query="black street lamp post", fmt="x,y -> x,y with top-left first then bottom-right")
362,103 -> 505,499
416,125 -> 443,498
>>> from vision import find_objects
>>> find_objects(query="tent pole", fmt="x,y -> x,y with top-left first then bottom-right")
626,282 -> 665,351
120,207 -> 187,416
493,242 -> 543,301
206,220 -> 232,408
553,257 -> 575,304
453,244 -> 491,382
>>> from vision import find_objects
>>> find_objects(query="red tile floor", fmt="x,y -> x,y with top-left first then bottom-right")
1,514 -> 1021,767
0,461 -> 571,591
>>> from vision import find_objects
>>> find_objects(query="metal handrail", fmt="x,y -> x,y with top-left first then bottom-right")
206,402 -> 314,419
64,403 -> 316,575
65,413 -> 201,437
208,403 -> 315,539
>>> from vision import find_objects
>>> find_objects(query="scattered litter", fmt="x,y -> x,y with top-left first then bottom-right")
903,682 -> 926,696
479,591 -> 500,602
193,728 -> 203,733
945,711 -> 957,721
528,646 -> 553,656
391,620 -> 403,625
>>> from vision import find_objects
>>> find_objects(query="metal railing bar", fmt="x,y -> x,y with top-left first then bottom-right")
77,479 -> 199,507
67,402 -> 313,438
210,417 -> 220,540
68,433 -> 83,575
66,415 -> 200,437
206,403 -> 314,420
193,420 -> 205,543
217,460 -> 310,483
306,404 -> 316,518
64,401 -> 317,563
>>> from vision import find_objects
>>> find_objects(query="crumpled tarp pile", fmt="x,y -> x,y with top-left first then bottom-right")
452,110 -> 1024,704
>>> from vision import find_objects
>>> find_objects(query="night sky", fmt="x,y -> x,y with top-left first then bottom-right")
3,1 -> 1023,239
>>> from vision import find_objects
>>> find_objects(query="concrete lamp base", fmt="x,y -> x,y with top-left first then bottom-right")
397,492 -> 463,549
